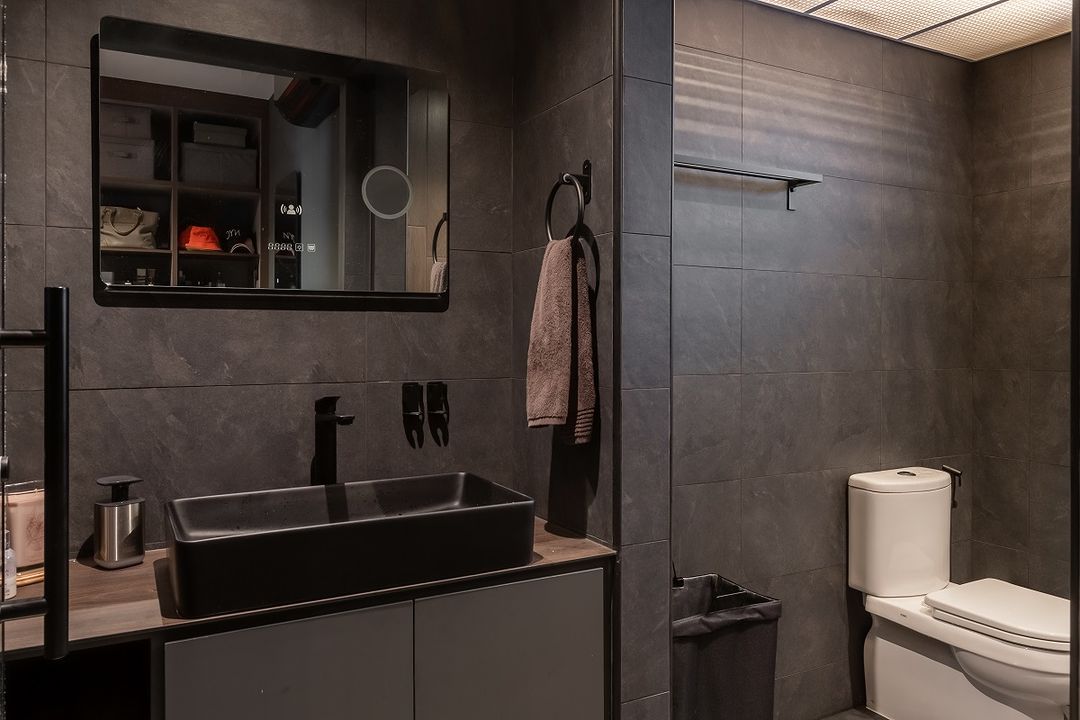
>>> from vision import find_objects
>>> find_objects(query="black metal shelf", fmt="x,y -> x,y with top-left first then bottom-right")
673,154 -> 823,211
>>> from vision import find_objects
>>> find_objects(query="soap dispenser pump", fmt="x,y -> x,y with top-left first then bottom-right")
93,475 -> 145,570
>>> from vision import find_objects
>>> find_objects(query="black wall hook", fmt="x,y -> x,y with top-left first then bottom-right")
402,383 -> 425,448
427,382 -> 450,447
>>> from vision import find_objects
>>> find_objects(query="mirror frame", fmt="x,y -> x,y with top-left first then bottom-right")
91,18 -> 449,312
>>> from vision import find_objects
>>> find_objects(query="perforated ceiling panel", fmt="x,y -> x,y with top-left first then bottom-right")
751,0 -> 1071,61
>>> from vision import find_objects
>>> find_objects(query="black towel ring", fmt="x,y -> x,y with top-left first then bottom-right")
544,160 -> 593,244
431,212 -> 448,262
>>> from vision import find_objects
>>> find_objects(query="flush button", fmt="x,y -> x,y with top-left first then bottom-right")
897,471 -> 916,476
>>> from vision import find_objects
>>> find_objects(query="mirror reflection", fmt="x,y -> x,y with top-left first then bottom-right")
95,20 -> 449,304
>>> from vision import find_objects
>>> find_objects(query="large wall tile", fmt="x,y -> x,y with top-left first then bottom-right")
367,0 -> 513,126
741,470 -> 847,581
1028,462 -> 1069,563
973,91 -> 1032,195
743,2 -> 883,89
881,91 -> 971,194
1027,277 -> 1069,372
973,369 -> 1029,460
623,79 -> 673,237
1028,182 -> 1071,278
6,59 -> 46,227
673,47 -> 742,160
674,0 -> 742,56
362,379 -> 513,485
972,47 -> 1032,105
672,480 -> 741,578
1029,372 -> 1069,467
45,63 -> 92,229
882,279 -> 972,370
513,0 -> 613,123
973,188 -> 1032,281
622,234 -> 672,389
742,271 -> 882,373
1028,553 -> 1069,598
513,79 -> 614,251
3,225 -> 47,392
620,541 -> 671,702
973,456 -> 1028,550
1031,88 -> 1070,187
623,0 -> 674,84
765,565 -> 849,678
882,187 -> 972,282
773,660 -> 854,720
671,266 -> 740,376
973,280 -> 1030,370
46,228 -> 368,388
1031,35 -> 1071,95
971,541 -> 1029,587
672,374 -> 741,486
742,372 -> 881,478
672,171 -> 741,268
449,122 -> 512,252
742,176 -> 883,277
743,61 -> 883,184
883,42 -> 970,107
367,250 -> 511,381
882,369 -> 972,464
621,389 -> 671,545
7,0 -> 45,60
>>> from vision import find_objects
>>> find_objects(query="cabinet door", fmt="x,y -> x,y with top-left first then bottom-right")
164,602 -> 413,720
415,569 -> 606,720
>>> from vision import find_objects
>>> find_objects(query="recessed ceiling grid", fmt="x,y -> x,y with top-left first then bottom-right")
751,0 -> 1071,61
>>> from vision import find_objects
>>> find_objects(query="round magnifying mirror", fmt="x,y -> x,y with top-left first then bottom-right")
361,165 -> 414,220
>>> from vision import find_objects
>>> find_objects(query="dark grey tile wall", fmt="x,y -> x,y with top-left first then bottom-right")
672,2 -> 977,718
970,36 -> 1071,599
0,0 -> 556,556
508,0 -> 616,546
617,0 -> 674,715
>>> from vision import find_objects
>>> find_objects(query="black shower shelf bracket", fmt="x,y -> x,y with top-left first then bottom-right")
673,153 -> 823,211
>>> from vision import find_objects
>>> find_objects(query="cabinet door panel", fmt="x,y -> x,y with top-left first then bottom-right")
415,569 -> 605,720
164,602 -> 413,720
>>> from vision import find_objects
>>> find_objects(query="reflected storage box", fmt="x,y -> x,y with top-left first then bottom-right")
181,142 -> 257,187
101,137 -> 155,180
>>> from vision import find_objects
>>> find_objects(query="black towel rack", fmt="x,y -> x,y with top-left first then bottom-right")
0,287 -> 70,661
431,212 -> 448,262
545,160 -> 592,243
673,154 -> 823,211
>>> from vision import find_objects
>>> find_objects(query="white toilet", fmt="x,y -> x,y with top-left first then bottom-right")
849,467 -> 1070,720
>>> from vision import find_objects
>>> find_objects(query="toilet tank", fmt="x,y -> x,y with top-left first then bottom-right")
848,467 -> 952,597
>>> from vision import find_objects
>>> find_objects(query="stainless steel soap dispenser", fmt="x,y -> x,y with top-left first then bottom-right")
93,475 -> 144,569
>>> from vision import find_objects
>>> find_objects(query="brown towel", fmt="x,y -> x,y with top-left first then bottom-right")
526,236 -> 596,445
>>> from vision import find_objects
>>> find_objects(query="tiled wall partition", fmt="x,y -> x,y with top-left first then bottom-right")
0,0 -> 617,554
671,0 -> 978,717
970,36 -> 1071,598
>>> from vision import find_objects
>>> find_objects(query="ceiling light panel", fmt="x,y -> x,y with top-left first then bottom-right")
760,0 -> 823,12
906,0 -> 1070,60
751,0 -> 1072,62
812,0 -> 998,39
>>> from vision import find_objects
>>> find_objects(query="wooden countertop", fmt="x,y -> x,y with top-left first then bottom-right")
4,518 -> 614,654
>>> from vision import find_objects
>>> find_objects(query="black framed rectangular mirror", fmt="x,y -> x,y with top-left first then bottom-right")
93,17 -> 449,311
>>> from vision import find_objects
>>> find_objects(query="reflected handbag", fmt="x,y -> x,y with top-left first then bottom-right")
100,206 -> 159,249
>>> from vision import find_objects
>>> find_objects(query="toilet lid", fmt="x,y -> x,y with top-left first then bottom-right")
925,579 -> 1069,649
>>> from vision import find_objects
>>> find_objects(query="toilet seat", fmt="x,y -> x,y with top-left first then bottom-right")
864,591 -> 1069,677
925,579 -> 1069,651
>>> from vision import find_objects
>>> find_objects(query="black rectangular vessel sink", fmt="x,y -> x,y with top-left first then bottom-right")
165,473 -> 535,618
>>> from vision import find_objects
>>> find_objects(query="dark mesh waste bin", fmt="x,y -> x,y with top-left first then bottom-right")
672,575 -> 782,720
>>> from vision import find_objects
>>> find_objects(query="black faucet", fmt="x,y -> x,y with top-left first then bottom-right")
311,396 -> 355,485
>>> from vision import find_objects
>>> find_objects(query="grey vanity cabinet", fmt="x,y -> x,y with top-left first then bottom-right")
414,569 -> 606,720
164,601 -> 413,720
